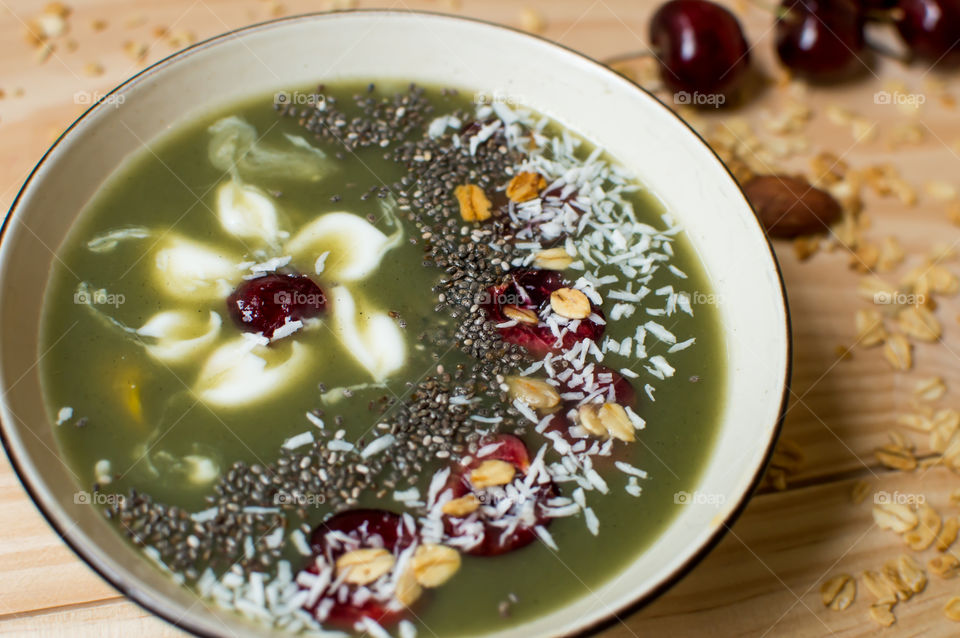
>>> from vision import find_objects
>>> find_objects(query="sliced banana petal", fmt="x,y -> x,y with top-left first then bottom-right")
284,212 -> 403,282
87,226 -> 152,253
154,235 -> 239,301
195,337 -> 309,407
137,310 -> 222,364
208,116 -> 330,182
216,180 -> 280,245
208,116 -> 256,174
181,455 -> 219,485
329,286 -> 406,382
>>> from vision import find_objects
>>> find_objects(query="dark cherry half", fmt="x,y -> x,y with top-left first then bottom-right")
309,509 -> 416,555
775,0 -> 868,81
301,509 -> 416,628
444,434 -> 556,556
544,365 -> 638,456
226,272 -> 326,339
556,364 -> 637,408
895,0 -> 960,67
481,269 -> 605,357
649,0 -> 751,100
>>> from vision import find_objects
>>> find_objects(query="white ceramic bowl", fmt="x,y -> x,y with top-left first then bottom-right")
0,10 -> 789,637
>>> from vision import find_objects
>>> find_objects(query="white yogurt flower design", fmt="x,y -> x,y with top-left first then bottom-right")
83,117 -> 407,409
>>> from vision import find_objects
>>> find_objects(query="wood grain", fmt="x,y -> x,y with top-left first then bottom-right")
2,0 -> 960,636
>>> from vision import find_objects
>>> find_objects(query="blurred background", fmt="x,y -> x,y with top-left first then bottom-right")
3,0 -> 960,635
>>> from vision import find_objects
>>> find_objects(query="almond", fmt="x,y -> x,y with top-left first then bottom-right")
505,376 -> 561,411
335,548 -> 395,585
469,459 -> 516,489
598,403 -> 635,442
578,404 -> 607,438
441,494 -> 480,517
742,175 -> 842,238
394,567 -> 422,606
502,305 -> 539,325
411,544 -> 461,587
534,246 -> 574,270
578,403 -> 635,442
550,287 -> 591,319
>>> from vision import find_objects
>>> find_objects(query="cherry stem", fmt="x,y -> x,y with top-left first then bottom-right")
873,6 -> 906,22
745,0 -> 791,20
750,0 -> 900,23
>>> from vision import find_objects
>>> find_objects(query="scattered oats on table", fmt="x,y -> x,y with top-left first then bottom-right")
820,574 -> 855,611
519,7 -> 546,34
929,554 -> 960,579
945,597 -> 960,622
855,308 -> 886,347
869,602 -> 896,627
934,516 -> 958,552
882,333 -> 912,371
874,442 -> 916,472
873,501 -> 918,533
914,376 -> 946,402
903,503 -> 939,550
851,480 -> 871,505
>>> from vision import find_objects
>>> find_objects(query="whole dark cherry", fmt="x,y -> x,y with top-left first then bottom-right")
226,273 -> 326,339
649,0 -> 751,101
775,0 -> 868,81
895,0 -> 960,67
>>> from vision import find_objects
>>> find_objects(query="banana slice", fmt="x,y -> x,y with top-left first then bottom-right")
153,235 -> 239,301
216,180 -> 280,245
208,116 -> 330,182
284,212 -> 402,282
137,310 -> 222,364
329,286 -> 406,382
195,336 -> 309,407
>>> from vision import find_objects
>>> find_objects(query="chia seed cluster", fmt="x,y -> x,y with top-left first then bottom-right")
284,83 -> 433,154
105,84 -> 537,579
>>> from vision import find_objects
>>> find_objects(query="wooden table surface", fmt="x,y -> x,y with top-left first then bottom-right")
3,0 -> 960,636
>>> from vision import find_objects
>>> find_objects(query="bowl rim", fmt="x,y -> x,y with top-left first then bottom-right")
0,8 -> 791,637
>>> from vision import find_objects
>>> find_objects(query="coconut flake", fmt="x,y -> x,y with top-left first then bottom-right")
56,406 -> 73,425
282,431 -> 314,450
360,434 -> 395,459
